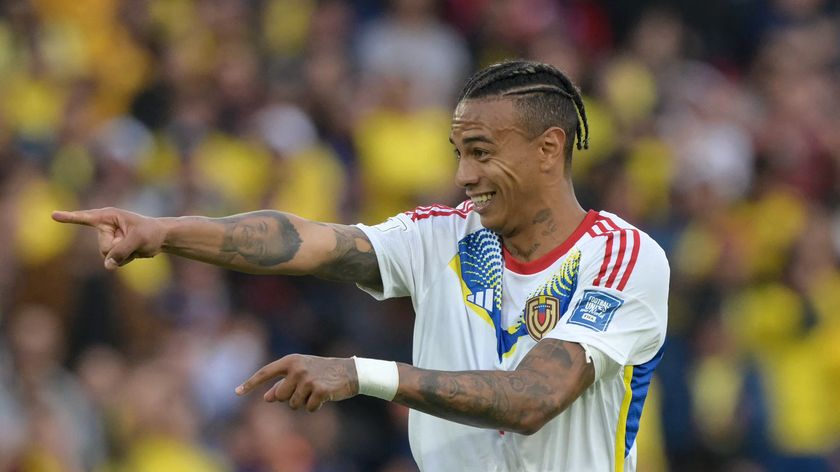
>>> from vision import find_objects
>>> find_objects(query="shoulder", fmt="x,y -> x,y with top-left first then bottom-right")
361,201 -> 483,245
401,201 -> 484,235
402,201 -> 474,222
578,211 -> 669,291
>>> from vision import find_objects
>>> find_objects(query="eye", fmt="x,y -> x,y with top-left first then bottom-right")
453,149 -> 461,161
472,148 -> 490,160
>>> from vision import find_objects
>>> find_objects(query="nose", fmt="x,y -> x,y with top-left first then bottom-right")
455,157 -> 479,188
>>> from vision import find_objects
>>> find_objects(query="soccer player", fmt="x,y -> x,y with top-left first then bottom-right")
54,60 -> 668,471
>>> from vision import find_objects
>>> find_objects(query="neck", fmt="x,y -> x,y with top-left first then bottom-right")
502,185 -> 587,262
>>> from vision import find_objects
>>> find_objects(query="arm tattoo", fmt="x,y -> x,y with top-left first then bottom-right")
213,212 -> 380,284
220,211 -> 302,266
313,225 -> 382,289
394,340 -> 594,433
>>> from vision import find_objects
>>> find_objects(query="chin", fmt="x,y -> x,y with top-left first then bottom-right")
477,214 -> 504,234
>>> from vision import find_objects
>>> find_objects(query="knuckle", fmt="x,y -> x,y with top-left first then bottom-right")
290,354 -> 309,369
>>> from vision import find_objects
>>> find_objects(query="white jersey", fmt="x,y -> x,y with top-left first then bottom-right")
357,201 -> 669,472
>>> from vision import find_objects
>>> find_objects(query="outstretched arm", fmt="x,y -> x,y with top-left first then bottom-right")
236,339 -> 595,435
52,208 -> 382,289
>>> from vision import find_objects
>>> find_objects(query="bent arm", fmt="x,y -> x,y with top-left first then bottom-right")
160,211 -> 381,288
393,339 -> 595,435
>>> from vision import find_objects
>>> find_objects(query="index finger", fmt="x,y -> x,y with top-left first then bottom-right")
235,357 -> 290,395
52,210 -> 99,227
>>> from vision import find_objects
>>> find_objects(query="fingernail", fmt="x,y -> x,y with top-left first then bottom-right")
105,258 -> 117,269
235,385 -> 244,395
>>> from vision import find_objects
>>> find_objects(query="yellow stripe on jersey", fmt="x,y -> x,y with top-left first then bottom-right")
502,342 -> 518,359
614,365 -> 634,472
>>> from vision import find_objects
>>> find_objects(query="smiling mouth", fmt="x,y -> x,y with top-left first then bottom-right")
470,192 -> 496,210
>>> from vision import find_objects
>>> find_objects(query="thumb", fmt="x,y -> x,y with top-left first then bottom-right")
104,233 -> 140,269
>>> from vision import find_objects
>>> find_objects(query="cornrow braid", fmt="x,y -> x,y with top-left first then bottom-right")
457,60 -> 590,153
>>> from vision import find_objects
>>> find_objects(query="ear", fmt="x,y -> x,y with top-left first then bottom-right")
538,127 -> 567,173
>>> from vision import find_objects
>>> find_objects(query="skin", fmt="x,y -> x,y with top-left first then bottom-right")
52,96 -> 596,435
50,208 -> 382,289
450,98 -> 587,260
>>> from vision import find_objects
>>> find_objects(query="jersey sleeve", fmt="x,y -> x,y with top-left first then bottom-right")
545,232 -> 669,366
355,212 -> 421,300
355,204 -> 470,301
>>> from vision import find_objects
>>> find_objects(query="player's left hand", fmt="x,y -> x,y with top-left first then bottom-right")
235,354 -> 358,412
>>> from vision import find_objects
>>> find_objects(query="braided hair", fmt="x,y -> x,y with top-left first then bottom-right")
457,60 -> 590,160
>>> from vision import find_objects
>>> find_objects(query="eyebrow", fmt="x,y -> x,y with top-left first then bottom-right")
449,135 -> 494,146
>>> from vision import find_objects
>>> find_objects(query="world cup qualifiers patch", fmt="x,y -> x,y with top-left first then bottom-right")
568,290 -> 624,332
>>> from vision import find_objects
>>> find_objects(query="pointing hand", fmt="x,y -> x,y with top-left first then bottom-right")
52,207 -> 166,269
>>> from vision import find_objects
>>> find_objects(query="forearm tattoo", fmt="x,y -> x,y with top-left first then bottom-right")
219,211 -> 302,266
394,340 -> 594,433
314,224 -> 382,289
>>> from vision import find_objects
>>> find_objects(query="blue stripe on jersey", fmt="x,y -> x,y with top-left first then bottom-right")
456,229 -> 527,361
624,345 -> 665,456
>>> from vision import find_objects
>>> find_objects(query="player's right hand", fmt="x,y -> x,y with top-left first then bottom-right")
52,207 -> 166,270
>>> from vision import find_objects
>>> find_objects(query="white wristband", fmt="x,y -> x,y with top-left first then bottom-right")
353,357 -> 399,401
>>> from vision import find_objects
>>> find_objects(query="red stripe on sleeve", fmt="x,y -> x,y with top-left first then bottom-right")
600,217 -> 620,231
406,203 -> 472,221
605,230 -> 628,288
411,209 -> 468,221
593,232 -> 614,286
617,230 -> 641,291
594,220 -> 610,234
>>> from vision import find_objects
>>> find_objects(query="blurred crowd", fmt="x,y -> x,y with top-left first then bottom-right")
0,0 -> 839,471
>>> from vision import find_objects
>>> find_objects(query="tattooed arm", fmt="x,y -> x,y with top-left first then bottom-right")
163,211 -> 381,286
51,208 -> 382,289
394,339 -> 594,434
237,339 -> 595,435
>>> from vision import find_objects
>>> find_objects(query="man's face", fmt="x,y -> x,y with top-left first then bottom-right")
450,98 -> 543,236
231,216 -> 277,259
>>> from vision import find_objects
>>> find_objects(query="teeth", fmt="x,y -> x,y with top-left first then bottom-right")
471,193 -> 494,204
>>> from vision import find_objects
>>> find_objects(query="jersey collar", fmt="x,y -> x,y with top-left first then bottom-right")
503,210 -> 598,275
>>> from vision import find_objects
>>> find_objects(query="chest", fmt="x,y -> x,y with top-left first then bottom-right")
431,228 -> 583,368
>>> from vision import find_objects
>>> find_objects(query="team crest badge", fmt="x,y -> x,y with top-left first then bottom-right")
525,295 -> 560,341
